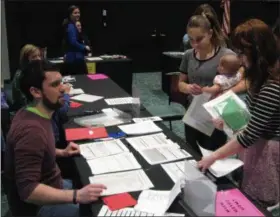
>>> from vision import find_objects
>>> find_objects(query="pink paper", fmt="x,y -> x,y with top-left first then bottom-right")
87,74 -> 108,80
216,189 -> 264,216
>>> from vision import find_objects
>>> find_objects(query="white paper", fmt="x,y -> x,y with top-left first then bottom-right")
118,121 -> 162,135
161,161 -> 185,183
182,93 -> 214,136
62,76 -> 76,83
135,180 -> 182,215
139,147 -> 191,165
49,59 -> 64,64
87,152 -> 141,175
71,94 -> 103,102
86,57 -> 103,61
105,97 -> 137,105
89,169 -> 154,196
133,116 -> 162,123
203,90 -> 250,138
101,108 -> 120,117
79,139 -> 129,160
69,88 -> 84,96
126,133 -> 179,152
97,205 -> 185,217
199,145 -> 244,178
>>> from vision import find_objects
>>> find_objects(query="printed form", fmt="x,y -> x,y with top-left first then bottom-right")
89,169 -> 154,196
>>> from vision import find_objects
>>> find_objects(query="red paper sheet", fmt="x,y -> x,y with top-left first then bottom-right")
216,189 -> 264,216
102,193 -> 137,211
70,101 -> 83,108
65,127 -> 108,141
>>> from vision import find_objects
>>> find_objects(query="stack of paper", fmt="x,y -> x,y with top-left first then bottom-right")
161,161 -> 185,183
139,147 -> 191,165
97,205 -> 185,217
79,139 -> 129,160
118,121 -> 162,135
126,133 -> 179,152
199,145 -> 244,178
87,152 -> 141,175
71,94 -> 104,103
134,180 -> 182,215
86,57 -> 103,61
105,97 -> 138,105
89,169 -> 154,196
132,116 -> 162,123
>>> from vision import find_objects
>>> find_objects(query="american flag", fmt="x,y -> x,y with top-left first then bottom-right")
221,0 -> 231,35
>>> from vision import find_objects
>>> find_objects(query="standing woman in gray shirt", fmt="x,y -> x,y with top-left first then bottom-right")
178,15 -> 245,154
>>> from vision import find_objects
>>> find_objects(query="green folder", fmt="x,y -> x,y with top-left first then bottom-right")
214,96 -> 250,132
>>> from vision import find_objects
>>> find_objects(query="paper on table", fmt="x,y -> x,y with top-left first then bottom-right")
126,133 -> 179,152
132,116 -> 162,123
97,205 -> 185,217
79,139 -> 129,160
87,152 -> 141,175
87,73 -> 108,80
199,145 -> 244,178
139,147 -> 191,165
69,88 -> 84,96
86,57 -> 103,61
216,189 -> 264,216
65,127 -> 108,141
161,161 -> 185,183
71,94 -> 103,102
89,169 -> 154,196
182,93 -> 214,136
203,90 -> 250,138
134,179 -> 182,215
105,97 -> 135,105
49,59 -> 64,64
118,121 -> 162,135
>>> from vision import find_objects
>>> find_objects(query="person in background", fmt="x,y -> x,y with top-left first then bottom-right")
178,15 -> 241,154
75,21 -> 92,57
11,44 -> 71,147
4,60 -> 106,217
182,34 -> 190,51
62,5 -> 90,75
198,19 -> 280,209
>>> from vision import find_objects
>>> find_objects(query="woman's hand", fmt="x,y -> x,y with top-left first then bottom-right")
197,154 -> 217,172
212,118 -> 224,131
187,84 -> 202,95
85,46 -> 91,51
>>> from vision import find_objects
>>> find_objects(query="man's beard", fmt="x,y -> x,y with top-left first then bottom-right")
42,93 -> 64,111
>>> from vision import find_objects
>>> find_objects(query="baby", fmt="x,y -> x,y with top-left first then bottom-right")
202,54 -> 241,96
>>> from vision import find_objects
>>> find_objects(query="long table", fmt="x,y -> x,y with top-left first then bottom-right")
64,75 -> 271,217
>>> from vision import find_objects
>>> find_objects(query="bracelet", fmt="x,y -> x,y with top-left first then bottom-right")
73,190 -> 77,204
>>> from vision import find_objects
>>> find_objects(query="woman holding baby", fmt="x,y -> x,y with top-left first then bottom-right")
178,6 -> 246,154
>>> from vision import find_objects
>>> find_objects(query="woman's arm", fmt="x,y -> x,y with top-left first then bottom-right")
178,73 -> 190,94
230,66 -> 247,94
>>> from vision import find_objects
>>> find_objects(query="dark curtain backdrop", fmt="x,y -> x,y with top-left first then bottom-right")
5,0 -> 279,76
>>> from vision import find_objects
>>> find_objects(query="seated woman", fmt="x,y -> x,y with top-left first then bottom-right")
12,44 -> 71,148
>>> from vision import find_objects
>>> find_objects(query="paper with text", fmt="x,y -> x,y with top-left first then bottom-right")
139,147 -> 191,165
87,152 -> 141,175
71,94 -> 104,102
89,170 -> 154,196
161,161 -> 185,183
97,205 -> 185,217
105,97 -> 135,105
182,93 -> 214,136
133,116 -> 162,123
118,121 -> 162,135
134,180 -> 182,215
126,133 -> 179,152
79,139 -> 129,160
199,145 -> 244,178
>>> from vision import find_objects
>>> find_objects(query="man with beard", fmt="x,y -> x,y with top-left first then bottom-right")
4,60 -> 106,217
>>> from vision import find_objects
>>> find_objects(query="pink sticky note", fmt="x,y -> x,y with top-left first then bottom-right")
216,189 -> 264,216
87,74 -> 108,80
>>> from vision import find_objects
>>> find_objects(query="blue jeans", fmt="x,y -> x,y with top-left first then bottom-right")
37,179 -> 79,217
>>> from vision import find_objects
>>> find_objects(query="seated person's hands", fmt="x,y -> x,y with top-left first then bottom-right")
77,184 -> 107,203
64,83 -> 71,95
63,142 -> 80,157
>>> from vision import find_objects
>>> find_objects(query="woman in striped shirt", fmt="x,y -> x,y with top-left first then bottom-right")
198,19 -> 280,208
